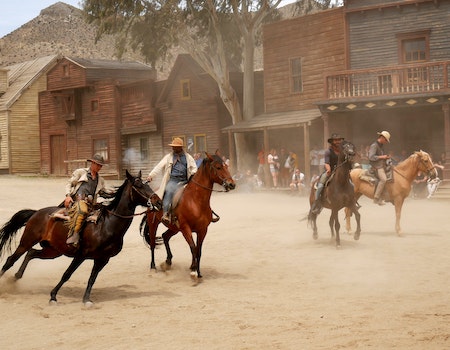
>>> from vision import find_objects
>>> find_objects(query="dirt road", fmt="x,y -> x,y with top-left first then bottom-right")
1,175 -> 449,349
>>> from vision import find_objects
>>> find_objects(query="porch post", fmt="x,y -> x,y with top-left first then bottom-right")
303,123 -> 311,182
263,127 -> 271,187
322,112 -> 329,149
443,103 -> 450,180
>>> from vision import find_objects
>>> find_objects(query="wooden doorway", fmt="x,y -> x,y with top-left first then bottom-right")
50,135 -> 66,175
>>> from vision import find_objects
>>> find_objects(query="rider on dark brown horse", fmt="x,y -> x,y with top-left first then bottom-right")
147,137 -> 197,225
368,130 -> 391,206
64,154 -> 107,246
311,133 -> 344,215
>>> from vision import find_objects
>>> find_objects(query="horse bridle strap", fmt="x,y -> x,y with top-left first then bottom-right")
191,179 -> 228,192
107,209 -> 148,219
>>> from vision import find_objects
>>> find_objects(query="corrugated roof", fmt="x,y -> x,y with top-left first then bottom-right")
0,55 -> 59,110
66,57 -> 152,71
221,109 -> 321,132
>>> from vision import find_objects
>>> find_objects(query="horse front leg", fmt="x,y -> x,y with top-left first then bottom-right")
394,199 -> 405,235
328,214 -> 336,238
331,210 -> 340,248
15,247 -> 61,279
82,257 -> 110,305
49,255 -> 85,304
180,229 -> 199,277
344,207 -> 352,233
194,230 -> 208,278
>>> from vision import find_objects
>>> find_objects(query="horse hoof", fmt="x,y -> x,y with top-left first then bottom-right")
313,233 -> 318,240
190,271 -> 198,278
49,300 -> 57,306
160,262 -> 171,271
83,301 -> 95,309
336,244 -> 341,250
354,232 -> 361,240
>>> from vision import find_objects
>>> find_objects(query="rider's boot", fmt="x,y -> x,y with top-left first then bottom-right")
161,212 -> 171,225
311,184 -> 324,215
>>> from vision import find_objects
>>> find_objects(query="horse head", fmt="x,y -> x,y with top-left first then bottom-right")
340,141 -> 357,163
415,150 -> 438,180
126,170 -> 162,211
204,151 -> 236,192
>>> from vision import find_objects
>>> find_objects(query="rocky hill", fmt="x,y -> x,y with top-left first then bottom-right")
0,2 -> 308,80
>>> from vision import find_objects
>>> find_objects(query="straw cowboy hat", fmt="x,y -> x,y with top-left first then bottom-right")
327,133 -> 345,143
87,154 -> 106,166
377,130 -> 391,143
168,137 -> 184,147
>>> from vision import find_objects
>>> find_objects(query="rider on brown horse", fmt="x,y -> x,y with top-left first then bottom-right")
311,133 -> 344,215
147,137 -> 197,225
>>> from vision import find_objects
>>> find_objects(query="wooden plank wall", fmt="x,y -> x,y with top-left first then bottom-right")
348,1 -> 450,69
9,74 -> 48,173
47,59 -> 87,91
263,7 -> 345,113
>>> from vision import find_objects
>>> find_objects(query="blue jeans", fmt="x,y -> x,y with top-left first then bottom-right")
163,179 -> 181,213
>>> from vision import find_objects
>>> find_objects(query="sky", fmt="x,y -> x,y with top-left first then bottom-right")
0,0 -> 302,38
0,0 -> 82,38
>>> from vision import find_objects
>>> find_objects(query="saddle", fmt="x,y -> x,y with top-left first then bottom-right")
50,207 -> 101,224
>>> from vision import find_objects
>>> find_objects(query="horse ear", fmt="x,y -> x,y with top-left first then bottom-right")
138,170 -> 142,178
215,149 -> 221,157
205,151 -> 213,160
126,169 -> 132,180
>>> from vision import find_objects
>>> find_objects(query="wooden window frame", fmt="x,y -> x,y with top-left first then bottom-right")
62,64 -> 70,78
90,99 -> 99,113
289,57 -> 303,94
92,136 -> 109,162
194,134 -> 207,154
139,137 -> 149,161
397,30 -> 430,64
180,79 -> 191,100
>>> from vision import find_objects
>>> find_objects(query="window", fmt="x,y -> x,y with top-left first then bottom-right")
194,134 -> 206,154
93,138 -> 109,162
140,137 -> 148,161
91,99 -> 99,113
62,64 -> 70,77
290,58 -> 303,93
180,79 -> 191,100
397,31 -> 430,64
60,93 -> 75,120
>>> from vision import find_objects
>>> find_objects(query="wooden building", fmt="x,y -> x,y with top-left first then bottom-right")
39,57 -> 160,177
223,7 -> 346,180
316,0 -> 450,195
157,54 -> 264,171
0,55 -> 59,174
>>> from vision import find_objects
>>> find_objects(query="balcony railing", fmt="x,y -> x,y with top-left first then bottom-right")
325,61 -> 450,99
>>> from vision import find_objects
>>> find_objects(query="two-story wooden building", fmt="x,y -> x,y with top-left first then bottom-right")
39,57 -> 159,177
317,0 -> 450,183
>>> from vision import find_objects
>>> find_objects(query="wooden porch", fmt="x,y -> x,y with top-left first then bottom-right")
325,61 -> 450,99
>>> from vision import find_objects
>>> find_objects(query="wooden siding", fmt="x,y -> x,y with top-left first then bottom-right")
263,8 -> 345,112
347,1 -> 450,69
47,59 -> 87,91
9,74 -> 48,173
0,110 -> 8,171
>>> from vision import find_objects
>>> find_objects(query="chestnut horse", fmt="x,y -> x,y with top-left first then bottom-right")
142,151 -> 235,278
345,150 -> 437,235
0,171 -> 161,305
308,141 -> 361,248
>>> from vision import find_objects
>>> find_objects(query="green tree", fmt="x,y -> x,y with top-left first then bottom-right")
82,0 -> 335,168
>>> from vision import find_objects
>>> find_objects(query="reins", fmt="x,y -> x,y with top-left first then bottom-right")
190,159 -> 231,193
106,182 -> 156,219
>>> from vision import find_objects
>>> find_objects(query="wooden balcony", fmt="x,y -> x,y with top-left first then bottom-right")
325,61 -> 450,100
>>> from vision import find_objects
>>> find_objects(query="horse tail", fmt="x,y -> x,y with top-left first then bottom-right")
139,213 -> 150,247
0,209 -> 37,258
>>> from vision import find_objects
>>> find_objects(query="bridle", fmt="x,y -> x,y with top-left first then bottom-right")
394,152 -> 437,180
108,179 -> 159,218
191,158 -> 233,193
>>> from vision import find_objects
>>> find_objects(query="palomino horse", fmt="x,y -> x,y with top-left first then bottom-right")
308,141 -> 361,248
0,171 -> 161,305
142,151 -> 235,278
345,150 -> 437,235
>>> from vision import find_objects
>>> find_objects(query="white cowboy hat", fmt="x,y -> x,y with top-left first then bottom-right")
377,131 -> 391,142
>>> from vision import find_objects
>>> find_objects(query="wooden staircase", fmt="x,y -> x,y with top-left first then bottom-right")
432,180 -> 450,200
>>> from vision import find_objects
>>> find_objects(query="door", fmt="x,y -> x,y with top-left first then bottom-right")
50,135 -> 66,175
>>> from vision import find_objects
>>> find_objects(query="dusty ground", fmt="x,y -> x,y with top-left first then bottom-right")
0,175 -> 450,349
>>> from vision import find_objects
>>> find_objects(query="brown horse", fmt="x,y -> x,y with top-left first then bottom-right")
142,151 -> 235,278
0,171 -> 161,305
345,150 -> 437,235
308,141 -> 361,248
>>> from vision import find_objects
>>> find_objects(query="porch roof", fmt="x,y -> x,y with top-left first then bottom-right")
221,109 -> 321,133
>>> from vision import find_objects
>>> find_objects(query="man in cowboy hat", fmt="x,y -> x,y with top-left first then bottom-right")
369,131 -> 391,205
147,137 -> 197,225
310,133 -> 344,215
65,154 -> 108,245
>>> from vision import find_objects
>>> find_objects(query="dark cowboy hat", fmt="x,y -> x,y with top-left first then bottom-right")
327,133 -> 345,143
87,154 -> 106,166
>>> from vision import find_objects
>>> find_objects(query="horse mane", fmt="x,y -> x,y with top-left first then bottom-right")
101,178 -> 128,213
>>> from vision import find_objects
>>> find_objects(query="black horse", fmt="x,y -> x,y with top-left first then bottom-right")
0,171 -> 161,305
308,141 -> 361,248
